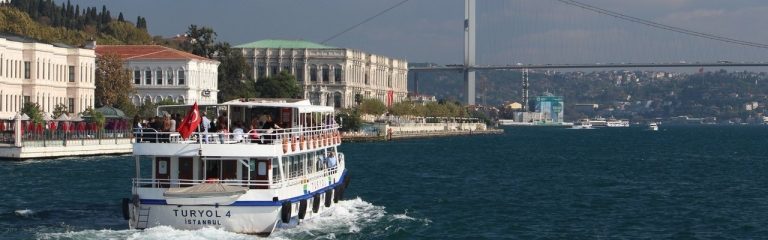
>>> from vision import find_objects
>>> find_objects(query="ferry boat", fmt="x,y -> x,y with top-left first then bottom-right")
648,122 -> 659,131
571,119 -> 593,129
121,98 -> 349,236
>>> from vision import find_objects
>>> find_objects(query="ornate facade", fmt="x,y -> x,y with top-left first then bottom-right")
0,35 -> 95,119
95,45 -> 219,105
235,40 -> 408,108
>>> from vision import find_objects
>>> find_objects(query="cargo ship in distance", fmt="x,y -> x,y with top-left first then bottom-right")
123,98 -> 349,236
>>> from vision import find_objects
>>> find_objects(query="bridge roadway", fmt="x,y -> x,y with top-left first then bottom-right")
409,62 -> 768,71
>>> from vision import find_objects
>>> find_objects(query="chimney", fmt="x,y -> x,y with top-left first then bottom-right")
84,40 -> 97,49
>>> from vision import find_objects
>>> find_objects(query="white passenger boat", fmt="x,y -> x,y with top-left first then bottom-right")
648,122 -> 659,131
122,98 -> 349,236
571,119 -> 593,129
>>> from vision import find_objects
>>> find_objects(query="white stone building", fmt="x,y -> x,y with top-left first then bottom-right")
95,45 -> 219,105
0,35 -> 96,119
234,39 -> 408,109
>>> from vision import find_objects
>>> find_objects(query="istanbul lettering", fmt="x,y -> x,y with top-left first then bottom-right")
173,209 -> 231,225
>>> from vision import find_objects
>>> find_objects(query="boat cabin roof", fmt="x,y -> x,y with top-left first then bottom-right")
158,98 -> 335,113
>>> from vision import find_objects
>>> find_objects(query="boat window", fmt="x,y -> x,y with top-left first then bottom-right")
258,161 -> 267,176
272,158 -> 280,183
205,160 -> 221,179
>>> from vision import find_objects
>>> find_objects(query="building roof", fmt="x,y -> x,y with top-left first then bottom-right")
233,39 -> 335,49
95,45 -> 216,62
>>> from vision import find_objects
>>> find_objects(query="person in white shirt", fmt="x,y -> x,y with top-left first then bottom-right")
232,122 -> 245,142
201,112 -> 211,143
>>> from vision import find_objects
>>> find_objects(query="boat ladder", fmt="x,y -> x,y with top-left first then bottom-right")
136,205 -> 151,229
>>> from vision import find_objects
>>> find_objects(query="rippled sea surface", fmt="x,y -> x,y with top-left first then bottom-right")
2,126 -> 768,239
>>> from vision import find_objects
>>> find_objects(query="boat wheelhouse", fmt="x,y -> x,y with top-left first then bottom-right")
123,98 -> 349,236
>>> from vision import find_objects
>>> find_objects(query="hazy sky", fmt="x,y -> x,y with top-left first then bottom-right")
64,0 -> 768,65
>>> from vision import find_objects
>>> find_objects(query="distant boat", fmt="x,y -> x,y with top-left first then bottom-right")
648,122 -> 659,131
572,119 -> 593,129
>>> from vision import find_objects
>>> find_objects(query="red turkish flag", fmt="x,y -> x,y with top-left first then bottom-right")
176,102 -> 201,140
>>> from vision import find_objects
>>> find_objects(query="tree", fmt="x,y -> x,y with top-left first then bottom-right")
336,109 -> 362,131
95,53 -> 134,107
214,42 -> 255,102
21,102 -> 44,124
183,24 -> 217,59
359,98 -> 386,115
255,71 -> 302,98
52,103 -> 69,118
117,12 -> 123,22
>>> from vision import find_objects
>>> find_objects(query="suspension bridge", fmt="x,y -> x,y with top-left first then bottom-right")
401,0 -> 768,105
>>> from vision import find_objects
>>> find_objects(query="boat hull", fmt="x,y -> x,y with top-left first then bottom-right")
131,204 -> 280,234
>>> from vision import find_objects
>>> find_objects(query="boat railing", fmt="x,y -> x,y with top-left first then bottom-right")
133,160 -> 344,190
134,124 -> 341,147
133,178 -> 271,189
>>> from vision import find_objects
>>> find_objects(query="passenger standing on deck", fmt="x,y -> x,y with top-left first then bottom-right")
201,112 -> 211,143
169,114 -> 177,133
232,122 -> 245,142
326,151 -> 337,169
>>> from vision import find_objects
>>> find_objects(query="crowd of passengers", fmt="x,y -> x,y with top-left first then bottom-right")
133,111 -> 335,144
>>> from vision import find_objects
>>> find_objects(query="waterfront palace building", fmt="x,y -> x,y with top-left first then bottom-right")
95,45 -> 220,105
234,40 -> 408,108
0,35 -> 95,119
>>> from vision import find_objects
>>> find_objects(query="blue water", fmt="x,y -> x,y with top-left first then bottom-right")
2,126 -> 768,239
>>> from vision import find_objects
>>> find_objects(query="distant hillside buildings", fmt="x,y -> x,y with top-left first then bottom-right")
234,39 -> 408,108
95,45 -> 220,105
0,35 -> 95,119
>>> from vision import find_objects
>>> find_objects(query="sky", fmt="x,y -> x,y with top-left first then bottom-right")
63,0 -> 768,66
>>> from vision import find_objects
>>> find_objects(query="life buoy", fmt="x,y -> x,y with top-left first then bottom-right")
282,138 -> 289,154
298,199 -> 308,220
291,137 -> 297,152
300,135 -> 306,150
280,201 -> 292,223
324,190 -> 333,207
121,198 -> 131,220
312,194 -> 321,213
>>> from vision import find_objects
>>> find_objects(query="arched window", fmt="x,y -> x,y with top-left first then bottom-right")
334,65 -> 343,82
155,96 -> 163,103
133,95 -> 141,105
333,92 -> 343,108
156,68 -> 163,85
167,68 -> 174,85
145,68 -> 152,85
178,69 -> 186,85
178,96 -> 186,104
321,65 -> 329,83
309,65 -> 317,82
134,68 -> 141,84
295,64 -> 304,82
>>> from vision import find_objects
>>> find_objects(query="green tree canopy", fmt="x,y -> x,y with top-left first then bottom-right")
359,98 -> 387,115
215,42 -> 255,102
95,53 -> 134,107
21,102 -> 44,124
255,71 -> 302,98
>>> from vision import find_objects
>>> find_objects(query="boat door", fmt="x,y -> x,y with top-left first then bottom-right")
250,158 -> 271,189
178,157 -> 194,186
155,157 -> 170,188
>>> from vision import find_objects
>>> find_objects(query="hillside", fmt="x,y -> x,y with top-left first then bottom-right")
411,68 -> 768,122
0,6 -> 151,46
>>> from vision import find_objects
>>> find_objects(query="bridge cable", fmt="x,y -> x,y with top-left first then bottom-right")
321,0 -> 411,44
556,0 -> 768,49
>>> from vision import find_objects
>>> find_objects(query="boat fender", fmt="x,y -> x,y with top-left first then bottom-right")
325,190 -> 333,207
344,175 -> 351,189
337,184 -> 346,201
280,201 -> 292,223
312,194 -> 321,213
333,185 -> 342,203
121,198 -> 131,220
298,199 -> 308,220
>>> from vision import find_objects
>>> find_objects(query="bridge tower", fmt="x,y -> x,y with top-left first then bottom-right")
522,69 -> 529,112
464,0 -> 476,105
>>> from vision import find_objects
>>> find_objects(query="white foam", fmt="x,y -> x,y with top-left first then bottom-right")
14,209 -> 34,217
37,198 -> 427,240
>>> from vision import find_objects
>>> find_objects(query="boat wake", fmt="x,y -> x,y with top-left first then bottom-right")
36,198 -> 430,240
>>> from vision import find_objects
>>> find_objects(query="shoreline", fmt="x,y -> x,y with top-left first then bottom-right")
342,129 -> 504,142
